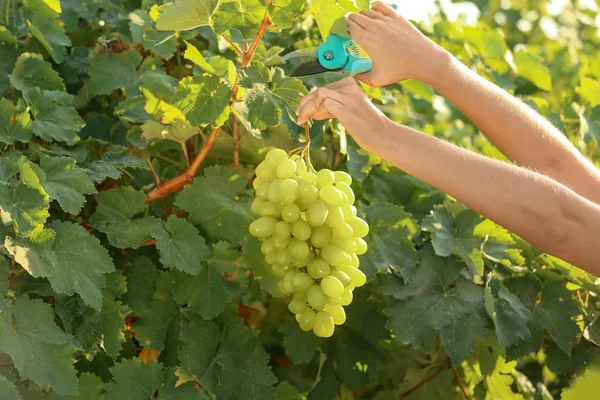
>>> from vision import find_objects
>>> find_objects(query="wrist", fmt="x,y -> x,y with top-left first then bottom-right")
417,46 -> 456,89
364,115 -> 398,154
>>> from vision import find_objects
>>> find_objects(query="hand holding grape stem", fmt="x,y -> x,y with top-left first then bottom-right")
295,4 -> 600,277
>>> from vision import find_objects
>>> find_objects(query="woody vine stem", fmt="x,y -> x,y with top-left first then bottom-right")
146,2 -> 273,203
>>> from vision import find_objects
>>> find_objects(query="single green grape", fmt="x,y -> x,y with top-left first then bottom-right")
261,241 -> 274,255
291,219 -> 312,241
342,205 -> 357,219
249,216 -> 277,238
319,186 -> 345,207
274,250 -> 292,267
307,285 -> 326,310
274,221 -> 292,239
335,223 -> 354,239
292,272 -> 314,292
325,206 -> 345,228
258,201 -> 281,218
344,266 -> 367,287
307,258 -> 331,279
313,311 -> 335,338
288,299 -> 307,315
256,182 -> 270,200
326,295 -> 341,305
334,171 -> 352,185
276,159 -> 296,179
349,253 -> 360,268
306,200 -> 329,227
296,158 -> 307,174
330,270 -> 352,287
311,225 -> 333,248
281,203 -> 301,223
334,237 -> 356,254
321,276 -> 345,297
335,182 -> 355,204
298,181 -> 319,204
256,163 -> 275,179
355,237 -> 368,255
293,291 -> 307,303
279,178 -> 299,204
267,179 -> 282,203
299,309 -> 316,332
271,263 -> 290,277
288,238 -> 310,260
348,216 -> 369,238
271,235 -> 290,251
299,171 -> 317,184
316,169 -> 335,187
265,148 -> 288,165
341,288 -> 353,306
265,254 -> 275,265
282,270 -> 298,293
325,304 -> 346,325
251,197 -> 265,214
321,245 -> 348,267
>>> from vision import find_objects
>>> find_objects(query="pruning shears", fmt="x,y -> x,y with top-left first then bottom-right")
281,3 -> 398,77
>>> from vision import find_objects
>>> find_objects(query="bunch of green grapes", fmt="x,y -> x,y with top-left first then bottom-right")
249,148 -> 369,338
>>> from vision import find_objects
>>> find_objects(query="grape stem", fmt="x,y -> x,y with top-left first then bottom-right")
146,3 -> 272,203
233,113 -> 240,169
301,122 -> 317,173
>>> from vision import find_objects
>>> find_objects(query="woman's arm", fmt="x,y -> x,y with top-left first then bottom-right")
296,78 -> 600,276
346,2 -> 600,204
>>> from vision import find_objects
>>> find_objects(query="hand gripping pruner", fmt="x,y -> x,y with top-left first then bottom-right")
280,3 -> 398,77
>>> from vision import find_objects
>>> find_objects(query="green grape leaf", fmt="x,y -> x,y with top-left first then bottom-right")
346,139 -> 380,181
179,312 -> 277,400
268,0 -> 308,29
243,236 -> 283,297
577,77 -> 600,107
132,271 -> 179,351
55,289 -> 126,357
38,156 -> 97,215
0,375 -> 20,400
0,258 -> 9,300
123,256 -> 160,314
174,166 -> 252,244
279,323 -> 321,364
239,61 -> 307,129
85,149 -> 148,183
0,164 -> 49,239
362,203 -> 419,279
105,358 -> 165,400
141,70 -> 179,98
513,49 -> 553,91
23,88 -> 85,143
26,15 -> 72,64
184,41 -> 237,84
532,283 -> 581,355
150,215 -> 210,274
0,44 -> 19,93
89,186 -> 159,249
173,242 -> 244,319
157,367 -> 209,399
88,50 -> 144,96
6,220 -> 115,310
9,53 -> 65,92
422,205 -> 514,276
129,10 -> 177,60
155,0 -> 215,31
311,0 -> 348,39
0,26 -> 18,45
487,280 -> 532,348
384,247 -> 487,364
213,0 -> 265,39
47,373 -> 105,400
0,98 -> 33,145
561,362 -> 600,400
462,26 -> 508,61
141,119 -> 198,145
0,296 -> 79,395
170,75 -> 232,127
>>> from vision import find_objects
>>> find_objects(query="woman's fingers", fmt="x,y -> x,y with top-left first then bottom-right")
296,78 -> 354,112
297,87 -> 346,124
371,1 -> 396,16
360,9 -> 386,20
348,12 -> 377,29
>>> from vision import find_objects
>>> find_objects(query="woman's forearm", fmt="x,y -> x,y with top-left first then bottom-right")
428,54 -> 600,204
372,122 -> 600,275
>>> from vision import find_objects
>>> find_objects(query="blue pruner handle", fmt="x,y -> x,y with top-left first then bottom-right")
344,56 -> 373,76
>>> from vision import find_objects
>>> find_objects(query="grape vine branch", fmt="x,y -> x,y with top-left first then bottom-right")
145,2 -> 273,203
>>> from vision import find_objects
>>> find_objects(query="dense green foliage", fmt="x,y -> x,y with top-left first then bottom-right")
0,0 -> 599,398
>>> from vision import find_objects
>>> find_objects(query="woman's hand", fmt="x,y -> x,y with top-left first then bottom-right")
347,2 -> 451,87
296,77 -> 391,153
